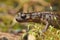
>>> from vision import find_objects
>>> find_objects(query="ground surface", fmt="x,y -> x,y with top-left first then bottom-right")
0,32 -> 20,40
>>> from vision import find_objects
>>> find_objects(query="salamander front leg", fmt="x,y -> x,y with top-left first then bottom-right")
42,21 -> 49,33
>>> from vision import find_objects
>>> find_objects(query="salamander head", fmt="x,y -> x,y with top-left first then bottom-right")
16,12 -> 30,22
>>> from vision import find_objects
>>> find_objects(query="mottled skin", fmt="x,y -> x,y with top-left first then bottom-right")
16,12 -> 60,32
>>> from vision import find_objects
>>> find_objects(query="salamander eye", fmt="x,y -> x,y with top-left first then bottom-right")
21,14 -> 26,19
21,14 -> 30,20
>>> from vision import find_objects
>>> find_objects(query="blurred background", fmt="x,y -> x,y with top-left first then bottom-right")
0,0 -> 60,40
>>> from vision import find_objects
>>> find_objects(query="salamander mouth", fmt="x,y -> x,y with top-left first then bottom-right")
16,17 -> 41,23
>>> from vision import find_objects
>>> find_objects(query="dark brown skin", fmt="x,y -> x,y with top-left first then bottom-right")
16,12 -> 60,32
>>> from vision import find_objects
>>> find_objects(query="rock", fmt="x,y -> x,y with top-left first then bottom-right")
1,37 -> 8,40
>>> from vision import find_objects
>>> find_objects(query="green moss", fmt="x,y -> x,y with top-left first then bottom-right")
12,23 -> 27,30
